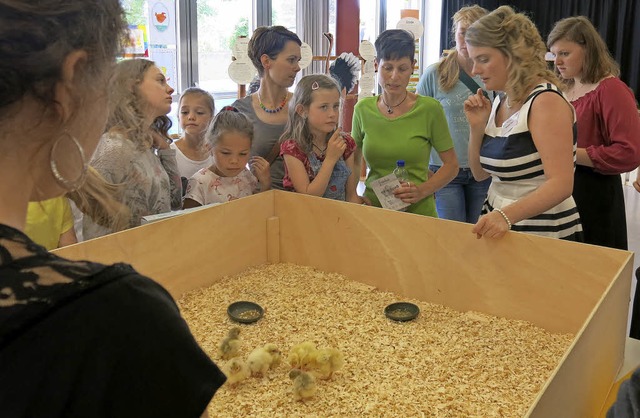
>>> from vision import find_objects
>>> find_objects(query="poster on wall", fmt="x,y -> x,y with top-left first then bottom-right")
122,25 -> 148,58
148,0 -> 176,46
398,9 -> 422,93
152,47 -> 178,91
146,0 -> 178,91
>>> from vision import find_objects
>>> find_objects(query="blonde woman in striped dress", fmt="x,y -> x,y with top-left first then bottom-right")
462,6 -> 583,241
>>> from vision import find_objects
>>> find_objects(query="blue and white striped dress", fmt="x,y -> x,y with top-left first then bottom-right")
480,83 -> 583,240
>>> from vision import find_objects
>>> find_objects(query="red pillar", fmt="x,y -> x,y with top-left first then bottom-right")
336,0 -> 360,133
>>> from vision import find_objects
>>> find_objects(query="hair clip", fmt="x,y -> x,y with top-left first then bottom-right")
311,81 -> 320,90
221,106 -> 239,112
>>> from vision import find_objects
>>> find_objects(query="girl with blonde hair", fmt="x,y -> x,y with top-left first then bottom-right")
280,74 -> 363,202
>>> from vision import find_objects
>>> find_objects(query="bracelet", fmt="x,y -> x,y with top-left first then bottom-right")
493,208 -> 512,230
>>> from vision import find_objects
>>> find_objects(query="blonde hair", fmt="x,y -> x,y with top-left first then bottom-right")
105,59 -> 173,150
465,5 -> 560,103
280,74 -> 340,153
205,107 -> 253,148
67,167 -> 129,231
547,16 -> 619,88
437,5 -> 488,92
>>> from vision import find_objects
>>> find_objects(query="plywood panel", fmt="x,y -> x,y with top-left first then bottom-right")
273,191 -> 632,334
54,192 -> 276,298
529,261 -> 633,417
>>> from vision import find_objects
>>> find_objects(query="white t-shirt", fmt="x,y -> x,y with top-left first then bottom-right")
184,168 -> 259,205
170,141 -> 214,179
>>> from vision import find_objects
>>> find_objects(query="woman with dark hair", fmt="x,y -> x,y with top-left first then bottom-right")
0,1 -> 225,416
233,25 -> 302,190
83,59 -> 183,239
352,29 -> 458,216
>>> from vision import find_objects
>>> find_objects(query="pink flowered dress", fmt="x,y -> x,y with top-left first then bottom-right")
184,168 -> 259,205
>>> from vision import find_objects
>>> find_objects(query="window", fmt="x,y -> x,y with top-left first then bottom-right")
272,0 -> 297,32
196,0 -> 252,101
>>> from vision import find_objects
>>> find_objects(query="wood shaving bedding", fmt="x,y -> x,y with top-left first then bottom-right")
177,263 -> 573,418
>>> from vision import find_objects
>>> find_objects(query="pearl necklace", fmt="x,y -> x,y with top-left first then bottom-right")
257,90 -> 287,114
380,90 -> 408,114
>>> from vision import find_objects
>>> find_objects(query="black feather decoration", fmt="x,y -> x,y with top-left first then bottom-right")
329,52 -> 361,94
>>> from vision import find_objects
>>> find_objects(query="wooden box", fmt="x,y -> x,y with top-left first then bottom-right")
54,190 -> 634,417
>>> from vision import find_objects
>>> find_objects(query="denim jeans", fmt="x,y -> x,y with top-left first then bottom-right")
430,165 -> 491,223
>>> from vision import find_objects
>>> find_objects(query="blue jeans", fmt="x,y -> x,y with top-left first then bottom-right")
430,165 -> 491,223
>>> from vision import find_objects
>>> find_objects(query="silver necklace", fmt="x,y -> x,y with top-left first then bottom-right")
380,90 -> 408,114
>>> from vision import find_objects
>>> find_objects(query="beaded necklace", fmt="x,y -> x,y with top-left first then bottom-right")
257,90 -> 287,114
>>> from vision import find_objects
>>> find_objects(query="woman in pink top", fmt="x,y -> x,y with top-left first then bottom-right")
548,16 -> 640,251
549,17 -> 640,339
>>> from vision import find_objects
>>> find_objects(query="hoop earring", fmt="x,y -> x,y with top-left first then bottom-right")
49,131 -> 88,192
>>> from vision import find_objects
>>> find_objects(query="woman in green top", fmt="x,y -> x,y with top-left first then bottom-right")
352,29 -> 459,216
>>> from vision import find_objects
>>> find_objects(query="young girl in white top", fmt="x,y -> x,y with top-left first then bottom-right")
183,107 -> 271,208
171,87 -> 215,180
280,74 -> 363,202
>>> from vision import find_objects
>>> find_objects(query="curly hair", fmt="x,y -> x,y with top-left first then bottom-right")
547,16 -> 619,88
106,59 -> 173,150
465,5 -> 560,103
437,5 -> 488,92
248,26 -> 302,78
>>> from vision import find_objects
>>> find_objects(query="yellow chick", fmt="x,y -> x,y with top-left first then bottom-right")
218,327 -> 241,360
222,357 -> 250,386
247,343 -> 280,376
287,341 -> 317,370
309,347 -> 344,379
289,369 -> 317,401
264,343 -> 282,369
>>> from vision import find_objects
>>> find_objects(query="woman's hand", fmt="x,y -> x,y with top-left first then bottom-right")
325,129 -> 347,162
463,88 -> 492,131
393,181 -> 427,204
471,211 -> 510,239
152,131 -> 171,150
250,156 -> 271,189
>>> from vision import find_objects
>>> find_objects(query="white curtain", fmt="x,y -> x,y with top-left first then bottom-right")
297,0 -> 331,76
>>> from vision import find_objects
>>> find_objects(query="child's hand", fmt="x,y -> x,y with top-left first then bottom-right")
250,156 -> 271,186
325,129 -> 347,162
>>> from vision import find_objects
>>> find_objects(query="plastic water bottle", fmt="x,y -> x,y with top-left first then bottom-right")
393,160 -> 409,212
393,160 -> 408,185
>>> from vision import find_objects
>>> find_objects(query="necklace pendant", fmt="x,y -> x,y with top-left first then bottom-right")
387,107 -> 393,114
